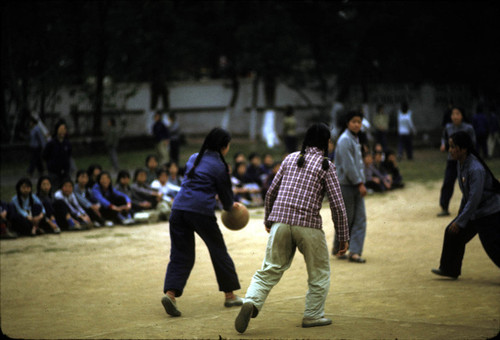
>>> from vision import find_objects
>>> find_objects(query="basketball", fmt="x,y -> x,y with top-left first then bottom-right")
221,203 -> 250,231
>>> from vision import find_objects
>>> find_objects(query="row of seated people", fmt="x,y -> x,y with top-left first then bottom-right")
363,144 -> 405,194
1,160 -> 183,238
229,152 -> 282,208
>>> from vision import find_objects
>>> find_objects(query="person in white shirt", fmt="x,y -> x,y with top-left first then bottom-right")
397,102 -> 417,160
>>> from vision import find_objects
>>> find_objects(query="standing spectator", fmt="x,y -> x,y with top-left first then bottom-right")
36,176 -> 61,233
10,178 -> 48,236
472,104 -> 489,159
104,118 -> 120,172
373,104 -> 389,152
283,105 -> 298,154
152,111 -> 170,165
43,120 -> 72,190
27,116 -> 47,178
234,123 -> 348,333
438,107 -> 476,217
168,112 -> 181,165
332,111 -> 368,263
441,102 -> 453,128
397,102 -> 417,161
487,104 -> 500,158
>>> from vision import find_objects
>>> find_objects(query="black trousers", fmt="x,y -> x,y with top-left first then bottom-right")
439,160 -> 458,211
439,212 -> 500,277
163,209 -> 240,297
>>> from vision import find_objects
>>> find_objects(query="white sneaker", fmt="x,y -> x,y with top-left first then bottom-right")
105,221 -> 114,227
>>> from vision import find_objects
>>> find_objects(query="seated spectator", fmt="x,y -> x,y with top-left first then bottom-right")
1,200 -> 17,239
233,152 -> 247,168
86,164 -> 103,189
383,150 -> 405,189
74,170 -> 104,223
115,170 -> 139,212
150,168 -> 177,206
231,162 -> 263,207
131,168 -> 170,221
53,178 -> 94,231
10,177 -> 51,236
145,155 -> 159,184
259,153 -> 274,183
166,161 -> 183,193
373,143 -> 385,161
363,153 -> 391,193
92,171 -> 135,225
245,152 -> 264,187
262,161 -> 281,196
36,176 -> 61,233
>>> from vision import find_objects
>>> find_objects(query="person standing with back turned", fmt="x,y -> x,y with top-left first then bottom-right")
161,127 -> 243,318
235,123 -> 349,333
332,111 -> 368,263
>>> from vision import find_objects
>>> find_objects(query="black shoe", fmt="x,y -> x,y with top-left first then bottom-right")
431,268 -> 458,279
161,295 -> 181,317
437,210 -> 450,217
235,302 -> 255,334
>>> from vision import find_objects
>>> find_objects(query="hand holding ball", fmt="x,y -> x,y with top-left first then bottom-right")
221,202 -> 249,231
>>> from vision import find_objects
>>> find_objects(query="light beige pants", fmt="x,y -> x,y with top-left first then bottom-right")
244,223 -> 330,319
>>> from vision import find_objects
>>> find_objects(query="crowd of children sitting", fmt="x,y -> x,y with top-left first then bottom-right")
1,151 -> 283,239
1,141 -> 403,239
362,143 -> 405,194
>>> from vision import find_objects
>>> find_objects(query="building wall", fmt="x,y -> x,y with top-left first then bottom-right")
19,79 -> 475,140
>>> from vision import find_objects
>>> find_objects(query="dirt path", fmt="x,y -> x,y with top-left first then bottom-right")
1,180 -> 499,339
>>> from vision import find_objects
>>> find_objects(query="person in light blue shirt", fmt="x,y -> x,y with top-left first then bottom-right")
332,110 -> 368,263
161,127 -> 243,318
432,131 -> 500,279
10,177 -> 47,236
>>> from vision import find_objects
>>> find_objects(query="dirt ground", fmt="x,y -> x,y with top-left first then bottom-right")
1,180 -> 499,339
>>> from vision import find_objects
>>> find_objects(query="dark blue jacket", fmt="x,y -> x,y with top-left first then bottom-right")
153,121 -> 170,142
43,137 -> 72,176
172,151 -> 233,216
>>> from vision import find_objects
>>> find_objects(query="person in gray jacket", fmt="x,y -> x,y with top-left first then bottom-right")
432,131 -> 500,279
332,110 -> 368,263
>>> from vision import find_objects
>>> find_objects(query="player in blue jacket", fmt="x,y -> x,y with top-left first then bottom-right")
161,127 -> 242,317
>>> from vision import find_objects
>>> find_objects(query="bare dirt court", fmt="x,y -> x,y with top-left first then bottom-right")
1,180 -> 499,339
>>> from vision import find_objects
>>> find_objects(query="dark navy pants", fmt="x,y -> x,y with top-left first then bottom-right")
439,212 -> 500,277
163,209 -> 240,297
439,160 -> 458,211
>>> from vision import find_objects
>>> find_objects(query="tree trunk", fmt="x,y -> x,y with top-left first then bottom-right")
221,74 -> 240,130
249,73 -> 260,141
92,0 -> 110,137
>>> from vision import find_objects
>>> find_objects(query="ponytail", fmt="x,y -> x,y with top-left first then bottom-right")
296,123 -> 331,171
450,131 -> 500,193
187,127 -> 231,178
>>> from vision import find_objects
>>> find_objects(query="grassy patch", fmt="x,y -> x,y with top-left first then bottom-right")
113,233 -> 131,238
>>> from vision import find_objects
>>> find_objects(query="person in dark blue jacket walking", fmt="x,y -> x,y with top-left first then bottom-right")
161,127 -> 243,317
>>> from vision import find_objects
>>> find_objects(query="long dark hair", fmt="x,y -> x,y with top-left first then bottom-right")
187,127 -> 231,178
450,131 -> 500,192
95,171 -> 113,193
297,123 -> 331,170
36,175 -> 53,198
15,177 -> 34,209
